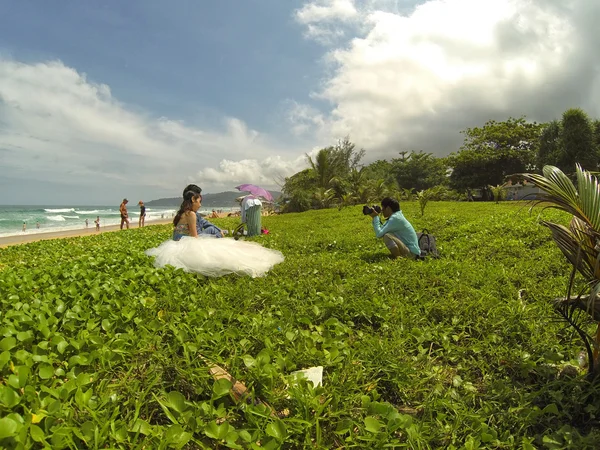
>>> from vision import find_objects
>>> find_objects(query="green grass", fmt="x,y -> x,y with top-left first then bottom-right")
1,202 -> 600,449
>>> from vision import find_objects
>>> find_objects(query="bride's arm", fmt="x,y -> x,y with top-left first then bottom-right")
186,212 -> 198,237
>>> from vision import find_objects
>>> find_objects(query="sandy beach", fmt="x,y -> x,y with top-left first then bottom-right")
0,219 -> 174,249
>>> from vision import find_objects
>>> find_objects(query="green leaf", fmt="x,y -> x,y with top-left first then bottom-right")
16,330 -> 33,342
266,420 -> 287,441
57,340 -> 69,354
204,421 -> 230,440
239,430 -> 253,442
38,365 -> 54,380
0,417 -> 18,439
167,391 -> 187,413
0,350 -> 10,369
165,424 -> 192,447
11,365 -> 30,388
212,378 -> 232,398
30,424 -> 46,443
542,403 -> 559,415
0,336 -> 16,351
242,355 -> 256,368
0,386 -> 20,408
364,416 -> 383,433
130,419 -> 153,436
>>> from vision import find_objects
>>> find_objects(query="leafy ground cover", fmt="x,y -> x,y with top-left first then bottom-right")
1,202 -> 600,449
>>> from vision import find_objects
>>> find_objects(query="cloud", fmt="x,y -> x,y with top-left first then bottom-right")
285,100 -> 327,137
0,59 -> 308,202
196,154 -> 309,188
296,0 -> 358,23
295,0 -> 360,44
295,0 -> 600,160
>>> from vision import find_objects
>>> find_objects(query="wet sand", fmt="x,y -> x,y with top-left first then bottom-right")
0,219 -> 173,249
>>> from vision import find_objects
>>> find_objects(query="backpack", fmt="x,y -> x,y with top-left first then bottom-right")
416,229 -> 440,259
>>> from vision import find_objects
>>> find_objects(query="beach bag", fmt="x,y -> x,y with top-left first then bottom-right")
416,229 -> 440,259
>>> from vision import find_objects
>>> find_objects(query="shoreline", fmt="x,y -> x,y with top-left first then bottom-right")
0,219 -> 174,249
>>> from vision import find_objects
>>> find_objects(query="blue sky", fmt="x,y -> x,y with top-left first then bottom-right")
0,0 -> 322,135
0,0 -> 598,204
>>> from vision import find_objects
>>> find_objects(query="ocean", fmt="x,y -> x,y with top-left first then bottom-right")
0,204 -> 236,238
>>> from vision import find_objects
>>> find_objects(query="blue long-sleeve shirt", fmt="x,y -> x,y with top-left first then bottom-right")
372,211 -> 420,255
196,213 -> 222,238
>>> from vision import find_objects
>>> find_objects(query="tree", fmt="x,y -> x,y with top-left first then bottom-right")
593,120 -> 600,161
306,137 -> 366,188
557,108 -> 597,172
283,138 -> 366,212
391,151 -> 447,192
537,120 -> 560,172
281,169 -> 317,212
362,159 -> 396,185
449,117 -> 545,195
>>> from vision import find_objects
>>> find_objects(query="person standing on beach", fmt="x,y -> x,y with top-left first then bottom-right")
138,201 -> 146,228
36,222 -> 40,229
22,222 -> 26,232
94,216 -> 100,231
120,199 -> 130,230
85,218 -> 89,228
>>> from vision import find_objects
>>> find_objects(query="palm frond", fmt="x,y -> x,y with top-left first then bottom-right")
542,221 -> 595,279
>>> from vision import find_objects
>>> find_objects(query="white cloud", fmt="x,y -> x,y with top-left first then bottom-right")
296,0 -> 358,23
0,59 -> 309,202
196,154 -> 309,188
285,100 -> 327,137
295,0 -> 600,160
295,0 -> 359,44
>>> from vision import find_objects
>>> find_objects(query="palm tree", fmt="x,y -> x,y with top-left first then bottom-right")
369,178 -> 391,203
521,164 -> 600,378
313,188 -> 335,209
489,184 -> 507,203
307,148 -> 334,189
338,193 -> 356,209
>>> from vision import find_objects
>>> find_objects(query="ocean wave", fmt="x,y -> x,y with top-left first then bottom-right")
44,208 -> 75,213
63,215 -> 80,219
47,215 -> 67,222
75,210 -> 122,216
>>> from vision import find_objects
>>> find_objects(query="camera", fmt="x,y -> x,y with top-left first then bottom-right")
362,205 -> 382,215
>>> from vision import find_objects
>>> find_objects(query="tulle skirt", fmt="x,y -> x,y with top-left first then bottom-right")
145,236 -> 284,278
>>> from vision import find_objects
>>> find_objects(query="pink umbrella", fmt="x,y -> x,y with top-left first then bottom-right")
235,184 -> 274,202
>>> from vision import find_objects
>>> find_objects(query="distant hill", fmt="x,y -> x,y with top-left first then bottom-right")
146,191 -> 281,207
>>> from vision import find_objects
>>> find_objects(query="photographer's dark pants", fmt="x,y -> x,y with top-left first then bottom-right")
384,233 -> 415,259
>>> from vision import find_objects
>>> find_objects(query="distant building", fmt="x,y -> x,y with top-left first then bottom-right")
501,179 -> 542,200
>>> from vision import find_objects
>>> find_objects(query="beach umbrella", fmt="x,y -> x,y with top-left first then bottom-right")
235,184 -> 274,202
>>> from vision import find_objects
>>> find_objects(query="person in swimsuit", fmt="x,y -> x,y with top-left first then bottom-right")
95,216 -> 100,231
138,201 -> 146,228
120,198 -> 129,230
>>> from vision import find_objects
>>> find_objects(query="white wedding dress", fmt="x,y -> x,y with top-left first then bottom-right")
145,224 -> 284,278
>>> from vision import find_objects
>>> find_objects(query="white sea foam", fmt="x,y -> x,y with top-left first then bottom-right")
47,215 -> 67,221
44,208 -> 75,213
63,215 -> 80,219
74,209 -> 118,215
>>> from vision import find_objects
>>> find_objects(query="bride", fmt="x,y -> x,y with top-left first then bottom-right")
146,189 -> 284,277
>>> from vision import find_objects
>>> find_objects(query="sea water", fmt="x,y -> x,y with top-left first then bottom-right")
0,205 -> 235,238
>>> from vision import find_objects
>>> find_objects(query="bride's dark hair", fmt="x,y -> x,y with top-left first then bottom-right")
173,190 -> 200,226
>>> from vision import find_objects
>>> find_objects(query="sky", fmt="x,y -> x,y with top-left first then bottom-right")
1,0 -> 599,205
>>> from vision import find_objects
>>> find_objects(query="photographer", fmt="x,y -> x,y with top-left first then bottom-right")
368,197 -> 420,259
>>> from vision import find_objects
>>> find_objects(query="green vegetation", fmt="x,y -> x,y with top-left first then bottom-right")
1,203 -> 600,448
522,165 -> 600,378
281,109 -> 600,212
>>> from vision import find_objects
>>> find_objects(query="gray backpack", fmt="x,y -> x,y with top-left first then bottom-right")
416,229 -> 440,259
